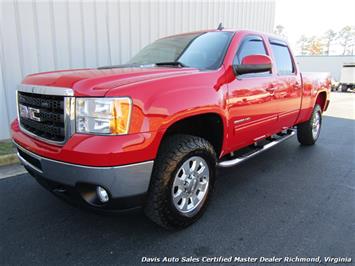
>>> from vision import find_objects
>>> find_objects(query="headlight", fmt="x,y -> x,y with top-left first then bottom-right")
76,97 -> 132,135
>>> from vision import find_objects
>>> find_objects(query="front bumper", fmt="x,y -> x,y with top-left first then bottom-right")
15,142 -> 154,210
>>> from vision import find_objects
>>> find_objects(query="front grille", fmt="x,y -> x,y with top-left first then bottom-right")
18,92 -> 65,142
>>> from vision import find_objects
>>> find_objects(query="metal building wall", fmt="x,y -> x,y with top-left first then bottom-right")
0,0 -> 275,140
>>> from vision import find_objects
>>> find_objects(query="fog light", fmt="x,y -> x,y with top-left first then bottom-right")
96,186 -> 109,203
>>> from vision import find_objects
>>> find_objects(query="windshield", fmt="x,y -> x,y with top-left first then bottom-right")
127,31 -> 233,70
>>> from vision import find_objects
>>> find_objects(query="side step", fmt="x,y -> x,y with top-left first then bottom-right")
218,129 -> 296,168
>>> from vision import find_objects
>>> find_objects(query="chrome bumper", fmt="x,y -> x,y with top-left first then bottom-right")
15,142 -> 154,199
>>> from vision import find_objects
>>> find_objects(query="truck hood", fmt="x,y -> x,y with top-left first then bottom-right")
22,67 -> 199,96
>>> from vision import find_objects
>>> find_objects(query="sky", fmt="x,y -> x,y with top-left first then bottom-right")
275,0 -> 355,54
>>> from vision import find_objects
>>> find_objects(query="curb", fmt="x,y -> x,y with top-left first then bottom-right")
0,154 -> 19,166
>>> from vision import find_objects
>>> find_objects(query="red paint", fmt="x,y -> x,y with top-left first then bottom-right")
12,30 -> 331,166
241,54 -> 272,65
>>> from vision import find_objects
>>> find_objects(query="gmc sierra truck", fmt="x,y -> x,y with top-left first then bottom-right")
12,29 -> 330,229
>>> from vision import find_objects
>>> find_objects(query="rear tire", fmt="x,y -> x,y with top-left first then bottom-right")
144,134 -> 216,230
297,104 -> 322,145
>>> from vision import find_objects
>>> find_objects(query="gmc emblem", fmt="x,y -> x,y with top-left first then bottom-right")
19,104 -> 41,122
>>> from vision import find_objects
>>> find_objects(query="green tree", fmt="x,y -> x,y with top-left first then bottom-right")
322,29 -> 336,55
297,35 -> 309,55
336,26 -> 355,55
273,25 -> 287,39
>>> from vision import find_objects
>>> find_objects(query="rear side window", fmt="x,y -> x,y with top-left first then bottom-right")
270,42 -> 294,75
234,37 -> 267,64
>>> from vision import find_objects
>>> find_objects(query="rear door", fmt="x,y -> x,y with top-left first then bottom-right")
268,39 -> 302,129
228,35 -> 279,151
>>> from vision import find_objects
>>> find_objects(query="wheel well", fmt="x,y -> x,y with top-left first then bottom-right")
316,92 -> 327,111
162,113 -> 224,156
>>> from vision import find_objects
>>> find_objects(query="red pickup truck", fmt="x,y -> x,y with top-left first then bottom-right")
12,29 -> 330,229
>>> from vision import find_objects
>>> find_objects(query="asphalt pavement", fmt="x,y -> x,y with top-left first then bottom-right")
0,92 -> 354,265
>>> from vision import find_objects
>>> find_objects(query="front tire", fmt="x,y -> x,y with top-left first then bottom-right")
144,134 -> 216,229
297,104 -> 322,145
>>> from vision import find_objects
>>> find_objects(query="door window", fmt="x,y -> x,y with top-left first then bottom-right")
269,41 -> 295,75
234,36 -> 267,65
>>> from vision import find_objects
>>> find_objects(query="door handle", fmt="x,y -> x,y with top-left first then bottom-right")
266,87 -> 276,93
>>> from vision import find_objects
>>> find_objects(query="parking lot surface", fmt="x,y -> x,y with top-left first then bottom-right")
0,93 -> 354,265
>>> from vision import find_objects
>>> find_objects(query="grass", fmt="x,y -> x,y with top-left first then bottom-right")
0,140 -> 15,156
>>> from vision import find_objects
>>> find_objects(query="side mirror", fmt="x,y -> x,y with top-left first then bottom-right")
233,54 -> 272,75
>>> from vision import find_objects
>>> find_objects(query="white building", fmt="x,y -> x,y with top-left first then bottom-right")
0,0 -> 276,140
296,55 -> 355,81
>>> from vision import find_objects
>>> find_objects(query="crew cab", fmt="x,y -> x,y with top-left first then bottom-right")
11,29 -> 330,229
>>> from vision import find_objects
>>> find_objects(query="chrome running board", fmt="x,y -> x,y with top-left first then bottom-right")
218,129 -> 296,168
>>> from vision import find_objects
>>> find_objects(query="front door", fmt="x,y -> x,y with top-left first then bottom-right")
228,35 -> 279,151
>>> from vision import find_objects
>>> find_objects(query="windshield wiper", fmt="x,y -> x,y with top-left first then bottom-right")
98,61 -> 186,70
155,61 -> 186,67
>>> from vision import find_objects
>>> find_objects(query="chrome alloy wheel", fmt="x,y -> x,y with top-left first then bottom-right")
171,156 -> 209,215
312,111 -> 321,139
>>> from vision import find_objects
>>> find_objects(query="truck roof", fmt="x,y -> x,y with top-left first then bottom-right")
161,29 -> 288,45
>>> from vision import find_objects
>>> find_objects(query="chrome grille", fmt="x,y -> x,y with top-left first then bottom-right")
18,92 -> 65,142
17,85 -> 75,145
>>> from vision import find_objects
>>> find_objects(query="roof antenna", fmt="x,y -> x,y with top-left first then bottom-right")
217,22 -> 224,30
